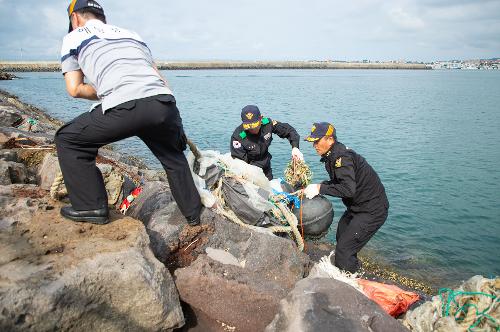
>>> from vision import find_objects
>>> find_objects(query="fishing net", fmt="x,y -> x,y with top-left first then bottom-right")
401,275 -> 499,331
284,159 -> 313,189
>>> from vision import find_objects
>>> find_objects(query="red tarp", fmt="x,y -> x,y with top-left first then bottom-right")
357,279 -> 420,317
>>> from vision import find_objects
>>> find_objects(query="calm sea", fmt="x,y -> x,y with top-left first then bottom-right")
1,69 -> 499,288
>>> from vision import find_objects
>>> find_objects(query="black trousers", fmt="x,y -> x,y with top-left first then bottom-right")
263,166 -> 273,180
334,202 -> 388,273
55,94 -> 202,222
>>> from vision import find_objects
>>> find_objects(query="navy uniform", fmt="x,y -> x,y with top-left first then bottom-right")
230,105 -> 300,180
304,122 -> 389,273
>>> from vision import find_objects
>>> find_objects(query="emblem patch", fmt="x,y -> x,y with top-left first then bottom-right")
272,120 -> 278,126
246,112 -> 254,120
311,125 -> 316,132
264,133 -> 271,140
232,140 -> 242,149
335,157 -> 342,168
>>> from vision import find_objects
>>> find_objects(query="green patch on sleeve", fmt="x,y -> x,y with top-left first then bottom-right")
239,131 -> 247,139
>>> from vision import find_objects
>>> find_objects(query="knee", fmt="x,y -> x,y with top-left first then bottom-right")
54,130 -> 68,149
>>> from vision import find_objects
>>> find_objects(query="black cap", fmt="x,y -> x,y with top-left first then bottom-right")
67,0 -> 105,33
304,122 -> 336,142
241,105 -> 262,130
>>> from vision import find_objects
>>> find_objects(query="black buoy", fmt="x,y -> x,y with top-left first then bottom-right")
292,196 -> 334,237
279,181 -> 294,193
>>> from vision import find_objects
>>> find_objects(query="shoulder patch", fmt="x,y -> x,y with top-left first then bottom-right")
239,131 -> 247,139
335,157 -> 342,168
232,140 -> 242,149
272,120 -> 278,126
261,117 -> 270,125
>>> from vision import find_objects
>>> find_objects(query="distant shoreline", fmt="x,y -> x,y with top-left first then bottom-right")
0,61 -> 431,72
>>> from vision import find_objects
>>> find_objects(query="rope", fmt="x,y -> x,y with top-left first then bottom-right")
272,200 -> 304,251
439,288 -> 499,331
50,170 -> 65,199
186,138 -> 201,161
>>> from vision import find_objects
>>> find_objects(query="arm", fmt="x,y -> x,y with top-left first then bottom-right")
319,156 -> 357,198
271,120 -> 300,148
64,70 -> 99,100
230,135 -> 248,162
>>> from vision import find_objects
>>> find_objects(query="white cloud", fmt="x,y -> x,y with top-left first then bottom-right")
0,0 -> 498,61
389,7 -> 426,30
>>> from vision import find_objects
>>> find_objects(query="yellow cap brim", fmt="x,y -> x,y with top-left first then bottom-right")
305,136 -> 320,142
242,121 -> 261,130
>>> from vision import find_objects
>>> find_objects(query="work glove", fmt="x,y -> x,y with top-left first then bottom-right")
303,184 -> 320,199
292,147 -> 304,161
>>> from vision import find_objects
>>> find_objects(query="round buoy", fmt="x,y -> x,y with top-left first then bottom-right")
293,196 -> 334,237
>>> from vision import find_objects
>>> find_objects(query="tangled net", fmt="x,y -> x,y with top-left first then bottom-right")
284,159 -> 313,188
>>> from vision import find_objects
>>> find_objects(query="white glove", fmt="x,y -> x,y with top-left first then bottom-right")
303,184 -> 320,199
292,147 -> 304,161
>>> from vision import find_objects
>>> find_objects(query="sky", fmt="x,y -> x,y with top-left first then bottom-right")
0,0 -> 499,62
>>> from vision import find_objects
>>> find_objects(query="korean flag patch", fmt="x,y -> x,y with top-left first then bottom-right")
233,140 -> 242,149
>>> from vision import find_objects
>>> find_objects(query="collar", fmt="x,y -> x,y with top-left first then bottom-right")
320,142 -> 336,162
85,19 -> 105,28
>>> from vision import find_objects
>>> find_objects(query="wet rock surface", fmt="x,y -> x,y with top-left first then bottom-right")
266,277 -> 409,332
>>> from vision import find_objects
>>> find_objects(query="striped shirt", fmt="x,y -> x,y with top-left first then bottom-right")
60,19 -> 172,111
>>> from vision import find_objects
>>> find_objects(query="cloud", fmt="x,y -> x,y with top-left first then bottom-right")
388,7 -> 426,30
0,0 -> 499,61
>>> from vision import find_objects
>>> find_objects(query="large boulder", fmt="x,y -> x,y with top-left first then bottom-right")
0,187 -> 184,332
265,277 -> 409,332
124,180 -> 310,331
174,218 -> 309,332
126,181 -> 186,263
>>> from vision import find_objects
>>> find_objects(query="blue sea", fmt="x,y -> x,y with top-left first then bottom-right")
1,69 -> 499,288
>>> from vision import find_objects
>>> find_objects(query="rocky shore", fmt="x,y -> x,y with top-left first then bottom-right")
1,88 -> 496,331
0,61 -> 430,72
0,70 -> 17,80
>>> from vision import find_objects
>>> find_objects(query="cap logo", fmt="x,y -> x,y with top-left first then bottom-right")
311,125 -> 316,133
87,1 -> 102,10
246,112 -> 254,120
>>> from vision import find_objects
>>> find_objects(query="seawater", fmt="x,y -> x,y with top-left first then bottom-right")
1,69 -> 499,288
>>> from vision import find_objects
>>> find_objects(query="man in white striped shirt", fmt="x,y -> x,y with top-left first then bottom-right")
56,0 -> 202,225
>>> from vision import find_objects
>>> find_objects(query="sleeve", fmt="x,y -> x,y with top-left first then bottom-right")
230,134 -> 247,162
60,35 -> 80,74
319,156 -> 356,198
61,56 -> 80,74
271,119 -> 300,148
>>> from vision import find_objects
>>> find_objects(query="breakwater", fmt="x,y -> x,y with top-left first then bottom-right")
0,60 -> 430,72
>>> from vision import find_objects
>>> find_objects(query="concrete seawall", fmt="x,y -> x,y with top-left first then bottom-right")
0,61 -> 431,72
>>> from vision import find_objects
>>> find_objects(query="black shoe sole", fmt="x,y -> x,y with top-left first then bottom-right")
60,213 -> 109,225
